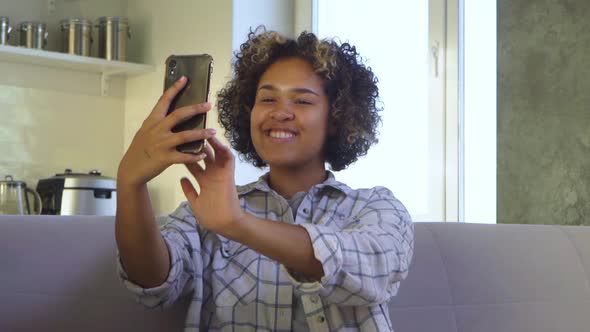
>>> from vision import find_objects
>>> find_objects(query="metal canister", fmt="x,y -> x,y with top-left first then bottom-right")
60,18 -> 93,56
96,16 -> 130,61
0,17 -> 11,45
17,21 -> 48,49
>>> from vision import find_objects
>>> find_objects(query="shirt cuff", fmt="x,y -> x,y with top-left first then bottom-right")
116,235 -> 180,307
281,224 -> 343,294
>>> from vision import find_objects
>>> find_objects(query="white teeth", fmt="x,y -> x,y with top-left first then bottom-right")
269,130 -> 295,139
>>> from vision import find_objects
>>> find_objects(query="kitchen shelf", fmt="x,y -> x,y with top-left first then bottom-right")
0,44 -> 155,95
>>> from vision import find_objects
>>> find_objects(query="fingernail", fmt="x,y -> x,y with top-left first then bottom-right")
178,76 -> 187,82
207,128 -> 216,135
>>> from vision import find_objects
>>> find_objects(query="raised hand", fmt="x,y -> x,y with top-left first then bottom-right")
118,76 -> 217,188
180,136 -> 246,237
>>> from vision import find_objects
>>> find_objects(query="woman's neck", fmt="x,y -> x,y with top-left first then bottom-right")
268,163 -> 327,198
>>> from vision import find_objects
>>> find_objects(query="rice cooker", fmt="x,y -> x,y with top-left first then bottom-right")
36,169 -> 116,216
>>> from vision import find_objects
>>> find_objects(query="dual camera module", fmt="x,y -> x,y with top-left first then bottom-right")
168,59 -> 177,76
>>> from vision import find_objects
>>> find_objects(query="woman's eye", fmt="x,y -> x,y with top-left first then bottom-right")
260,98 -> 275,103
295,99 -> 312,105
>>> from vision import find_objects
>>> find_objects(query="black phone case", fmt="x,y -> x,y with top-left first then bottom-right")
164,54 -> 213,154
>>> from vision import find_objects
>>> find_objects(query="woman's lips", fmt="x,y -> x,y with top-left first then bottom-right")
268,129 -> 295,138
265,129 -> 297,142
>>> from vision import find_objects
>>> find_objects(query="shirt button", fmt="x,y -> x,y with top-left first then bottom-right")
317,316 -> 325,323
303,208 -> 309,214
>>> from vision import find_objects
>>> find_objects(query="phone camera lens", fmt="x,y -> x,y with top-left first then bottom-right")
169,59 -> 177,69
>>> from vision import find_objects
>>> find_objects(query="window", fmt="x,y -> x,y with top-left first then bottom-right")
312,0 -> 447,221
462,0 -> 497,223
232,0 -> 498,223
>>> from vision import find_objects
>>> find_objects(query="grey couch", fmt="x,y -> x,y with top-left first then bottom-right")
0,215 -> 589,332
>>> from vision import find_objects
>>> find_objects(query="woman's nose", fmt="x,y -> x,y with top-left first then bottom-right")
270,104 -> 294,121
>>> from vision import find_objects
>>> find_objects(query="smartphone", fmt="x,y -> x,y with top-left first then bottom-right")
163,54 -> 214,154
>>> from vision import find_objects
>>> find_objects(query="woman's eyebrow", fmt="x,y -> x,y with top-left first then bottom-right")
258,84 -> 320,96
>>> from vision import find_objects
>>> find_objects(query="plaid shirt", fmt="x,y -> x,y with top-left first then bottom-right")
118,172 -> 414,331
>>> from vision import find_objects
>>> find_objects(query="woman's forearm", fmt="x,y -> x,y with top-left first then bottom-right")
115,182 -> 170,288
227,214 -> 325,281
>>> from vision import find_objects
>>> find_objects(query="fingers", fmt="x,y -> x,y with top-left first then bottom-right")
180,177 -> 199,202
202,142 -> 215,165
207,136 -> 234,164
159,102 -> 212,131
144,76 -> 188,126
207,135 -> 230,153
170,150 -> 207,165
184,160 -> 205,180
144,128 -> 214,168
162,128 -> 216,149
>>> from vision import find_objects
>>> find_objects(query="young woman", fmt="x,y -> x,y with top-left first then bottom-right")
115,29 -> 414,331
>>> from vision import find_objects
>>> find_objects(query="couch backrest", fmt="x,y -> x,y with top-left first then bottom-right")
1,216 -> 589,332
388,223 -> 590,332
0,215 -> 187,332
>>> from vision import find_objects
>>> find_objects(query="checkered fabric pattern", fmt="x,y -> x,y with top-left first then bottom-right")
118,172 -> 414,331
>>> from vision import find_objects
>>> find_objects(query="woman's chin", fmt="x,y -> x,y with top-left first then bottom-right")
261,155 -> 303,169
265,158 -> 300,169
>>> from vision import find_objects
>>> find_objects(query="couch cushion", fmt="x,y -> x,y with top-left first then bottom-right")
389,223 -> 590,332
0,215 -> 187,332
389,224 -> 454,307
454,301 -> 590,332
562,226 -> 590,288
2,216 -> 589,332
388,223 -> 457,332
432,223 -> 589,304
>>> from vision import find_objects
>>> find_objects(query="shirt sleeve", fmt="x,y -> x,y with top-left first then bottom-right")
117,202 -> 204,309
284,187 -> 414,306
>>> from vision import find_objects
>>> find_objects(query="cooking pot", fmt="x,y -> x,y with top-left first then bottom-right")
36,169 -> 116,216
0,175 -> 42,215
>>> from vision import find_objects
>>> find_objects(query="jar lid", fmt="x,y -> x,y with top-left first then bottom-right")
60,18 -> 92,27
49,169 -> 116,190
97,16 -> 128,24
18,21 -> 46,28
0,175 -> 26,187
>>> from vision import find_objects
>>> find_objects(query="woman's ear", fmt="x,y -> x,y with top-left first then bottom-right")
327,114 -> 338,136
328,123 -> 337,136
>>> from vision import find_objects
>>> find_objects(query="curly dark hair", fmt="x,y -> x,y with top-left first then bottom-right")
217,28 -> 382,171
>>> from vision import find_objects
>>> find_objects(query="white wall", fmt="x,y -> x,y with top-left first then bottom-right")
0,0 -> 126,192
124,0 -> 234,215
232,0 -> 294,44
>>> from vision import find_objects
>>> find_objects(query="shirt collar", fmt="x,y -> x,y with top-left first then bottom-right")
236,171 -> 352,197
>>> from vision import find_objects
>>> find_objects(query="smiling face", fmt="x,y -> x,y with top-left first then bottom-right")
250,57 -> 331,171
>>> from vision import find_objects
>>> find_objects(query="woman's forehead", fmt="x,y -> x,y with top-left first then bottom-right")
257,57 -> 325,92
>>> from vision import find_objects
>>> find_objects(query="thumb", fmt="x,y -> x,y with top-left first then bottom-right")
180,177 -> 199,202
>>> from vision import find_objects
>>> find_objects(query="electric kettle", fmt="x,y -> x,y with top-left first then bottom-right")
0,175 -> 42,215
